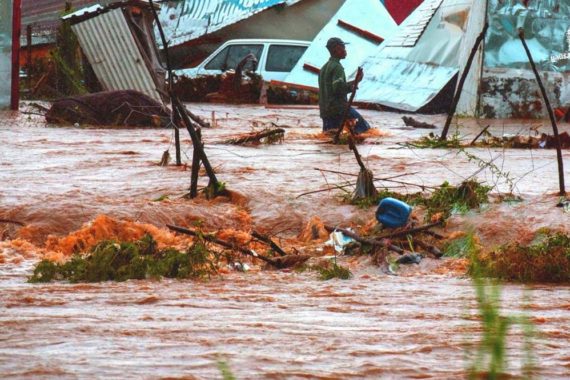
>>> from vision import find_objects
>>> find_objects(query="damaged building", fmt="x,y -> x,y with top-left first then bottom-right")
353,0 -> 570,118
157,0 -> 346,69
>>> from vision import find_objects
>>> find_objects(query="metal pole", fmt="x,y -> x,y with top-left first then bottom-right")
10,0 -> 22,110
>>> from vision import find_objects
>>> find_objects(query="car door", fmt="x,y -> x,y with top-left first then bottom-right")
197,43 -> 264,77
262,43 -> 308,81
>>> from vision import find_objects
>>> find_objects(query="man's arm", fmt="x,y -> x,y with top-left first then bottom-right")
331,65 -> 350,95
346,69 -> 364,92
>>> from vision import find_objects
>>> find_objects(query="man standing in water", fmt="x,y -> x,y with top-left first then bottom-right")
318,37 -> 371,134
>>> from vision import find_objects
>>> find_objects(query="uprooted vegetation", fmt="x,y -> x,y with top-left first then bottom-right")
29,234 -> 218,283
345,180 -> 491,222
476,229 -> 570,283
404,129 -> 570,150
442,228 -> 570,283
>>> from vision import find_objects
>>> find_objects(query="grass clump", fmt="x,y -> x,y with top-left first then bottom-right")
415,180 -> 491,221
318,263 -> 352,280
476,229 -> 570,283
29,234 -> 218,283
468,259 -> 536,379
444,231 -> 479,258
404,131 -> 463,149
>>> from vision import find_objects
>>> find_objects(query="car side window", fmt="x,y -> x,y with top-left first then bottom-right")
204,46 -> 230,70
225,44 -> 263,71
265,45 -> 307,72
205,44 -> 263,71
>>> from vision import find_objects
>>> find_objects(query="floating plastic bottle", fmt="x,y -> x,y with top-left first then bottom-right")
376,197 -> 412,228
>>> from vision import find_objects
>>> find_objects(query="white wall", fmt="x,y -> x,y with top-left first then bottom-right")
0,1 -> 12,109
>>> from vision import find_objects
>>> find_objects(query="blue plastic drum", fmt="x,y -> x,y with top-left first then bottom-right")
376,197 -> 412,228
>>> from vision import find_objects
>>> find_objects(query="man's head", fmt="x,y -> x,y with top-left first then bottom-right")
326,37 -> 348,59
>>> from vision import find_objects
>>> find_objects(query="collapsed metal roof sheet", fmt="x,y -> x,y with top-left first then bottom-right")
355,0 -> 475,112
158,0 -> 302,47
71,7 -> 164,102
283,0 -> 398,90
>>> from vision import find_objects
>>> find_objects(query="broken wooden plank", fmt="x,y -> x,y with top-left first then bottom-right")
224,128 -> 285,145
166,224 -> 279,267
402,116 -> 437,129
337,19 -> 384,44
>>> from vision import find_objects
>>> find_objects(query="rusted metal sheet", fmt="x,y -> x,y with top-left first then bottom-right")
159,0 -> 301,47
71,7 -> 163,102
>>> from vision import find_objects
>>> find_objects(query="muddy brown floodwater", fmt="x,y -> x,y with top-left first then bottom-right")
1,103 -> 569,378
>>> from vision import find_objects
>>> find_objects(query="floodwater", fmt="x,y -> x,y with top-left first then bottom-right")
1,104 -> 569,378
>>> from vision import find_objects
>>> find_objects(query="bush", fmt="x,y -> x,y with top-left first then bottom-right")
29,234 -> 218,283
476,229 -> 570,283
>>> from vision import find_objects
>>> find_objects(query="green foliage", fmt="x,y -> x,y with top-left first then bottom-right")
343,180 -> 489,223
318,263 -> 352,280
443,231 -> 479,258
415,180 -> 491,220
469,274 -> 513,379
468,261 -> 536,379
404,131 -> 463,149
51,5 -> 87,96
478,230 -> 570,283
204,181 -> 227,199
152,194 -> 170,202
28,234 -> 218,283
29,260 -> 59,283
217,359 -> 237,380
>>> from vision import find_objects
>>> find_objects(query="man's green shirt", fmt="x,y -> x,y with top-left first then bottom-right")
318,57 -> 350,119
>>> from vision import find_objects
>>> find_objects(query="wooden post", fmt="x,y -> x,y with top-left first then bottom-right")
189,128 -> 202,198
173,97 -> 219,191
10,0 -> 22,110
26,24 -> 32,93
518,29 -> 566,196
148,0 -> 181,165
440,23 -> 488,140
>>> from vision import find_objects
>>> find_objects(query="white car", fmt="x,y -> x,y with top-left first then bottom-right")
175,39 -> 310,82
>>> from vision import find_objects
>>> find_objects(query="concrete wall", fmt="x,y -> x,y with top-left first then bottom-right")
171,0 -> 344,68
0,1 -> 12,109
479,68 -> 569,119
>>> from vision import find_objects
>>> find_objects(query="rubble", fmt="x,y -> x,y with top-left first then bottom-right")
45,90 -> 171,127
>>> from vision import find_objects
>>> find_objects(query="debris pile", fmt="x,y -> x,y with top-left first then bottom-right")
478,131 -> 570,149
173,73 -> 261,103
45,90 -> 171,127
223,127 -> 285,145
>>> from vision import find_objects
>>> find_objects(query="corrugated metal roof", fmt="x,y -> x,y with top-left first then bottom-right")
22,0 -> 113,30
72,8 -> 163,102
158,0 -> 302,47
283,0 -> 398,90
354,0 -> 474,112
